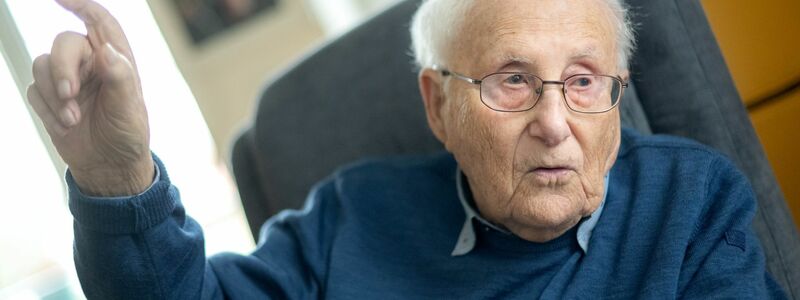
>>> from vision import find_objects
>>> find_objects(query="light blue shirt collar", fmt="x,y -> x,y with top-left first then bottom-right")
451,168 -> 609,256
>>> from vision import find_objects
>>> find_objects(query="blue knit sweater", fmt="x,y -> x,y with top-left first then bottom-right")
67,129 -> 786,299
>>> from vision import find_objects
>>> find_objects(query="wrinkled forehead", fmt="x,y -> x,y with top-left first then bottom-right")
449,0 -> 618,74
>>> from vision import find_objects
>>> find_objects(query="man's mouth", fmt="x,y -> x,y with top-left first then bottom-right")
530,166 -> 575,182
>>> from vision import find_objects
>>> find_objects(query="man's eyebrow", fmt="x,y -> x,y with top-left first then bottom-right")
495,54 -> 536,70
570,47 -> 601,61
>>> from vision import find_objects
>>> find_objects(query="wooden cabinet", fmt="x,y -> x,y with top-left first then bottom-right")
702,0 -> 800,228
750,90 -> 800,218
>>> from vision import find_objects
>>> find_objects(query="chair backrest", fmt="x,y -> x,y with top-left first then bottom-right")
231,0 -> 799,296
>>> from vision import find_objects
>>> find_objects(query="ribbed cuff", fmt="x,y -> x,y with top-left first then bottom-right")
67,153 -> 177,234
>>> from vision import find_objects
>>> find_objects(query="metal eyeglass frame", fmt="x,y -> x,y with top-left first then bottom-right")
433,66 -> 628,113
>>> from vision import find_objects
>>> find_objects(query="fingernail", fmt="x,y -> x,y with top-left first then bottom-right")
60,106 -> 77,127
58,80 -> 71,99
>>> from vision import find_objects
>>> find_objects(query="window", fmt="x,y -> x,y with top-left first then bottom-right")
308,0 -> 401,36
1,0 -> 254,298
0,44 -> 80,300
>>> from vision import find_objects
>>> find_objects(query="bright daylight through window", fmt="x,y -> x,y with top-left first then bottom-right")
1,0 -> 253,298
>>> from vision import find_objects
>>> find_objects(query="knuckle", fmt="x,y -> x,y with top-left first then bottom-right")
26,88 -> 46,114
25,85 -> 37,103
54,30 -> 79,41
26,88 -> 39,107
32,54 -> 50,73
54,31 -> 72,43
107,62 -> 134,82
30,82 -> 58,109
53,31 -> 83,51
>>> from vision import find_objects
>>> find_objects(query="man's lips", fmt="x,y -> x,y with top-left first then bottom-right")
530,166 -> 575,181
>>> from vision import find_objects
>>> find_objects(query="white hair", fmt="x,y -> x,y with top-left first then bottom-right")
410,0 -> 637,70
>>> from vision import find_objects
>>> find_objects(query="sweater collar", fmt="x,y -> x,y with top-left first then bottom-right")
451,168 -> 609,256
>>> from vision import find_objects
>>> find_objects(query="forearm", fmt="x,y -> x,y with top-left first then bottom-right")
68,154 -> 335,299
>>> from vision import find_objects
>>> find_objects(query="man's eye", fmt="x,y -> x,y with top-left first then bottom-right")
574,77 -> 593,87
505,74 -> 527,85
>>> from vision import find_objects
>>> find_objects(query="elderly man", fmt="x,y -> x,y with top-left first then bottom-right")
27,0 -> 785,298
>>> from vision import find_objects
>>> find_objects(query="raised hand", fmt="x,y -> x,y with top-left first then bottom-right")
27,0 -> 154,197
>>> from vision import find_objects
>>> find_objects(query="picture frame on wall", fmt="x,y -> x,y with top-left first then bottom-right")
172,0 -> 279,44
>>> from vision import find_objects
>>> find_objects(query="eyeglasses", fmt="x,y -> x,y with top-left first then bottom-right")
435,67 -> 628,113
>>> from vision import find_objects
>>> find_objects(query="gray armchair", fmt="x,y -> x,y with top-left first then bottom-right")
231,0 -> 800,296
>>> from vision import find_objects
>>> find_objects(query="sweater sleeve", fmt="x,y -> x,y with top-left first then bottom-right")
676,157 -> 786,299
68,154 -> 338,299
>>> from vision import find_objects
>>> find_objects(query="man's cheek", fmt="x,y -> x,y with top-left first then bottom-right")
585,122 -> 616,170
460,113 -> 495,162
596,121 -> 620,173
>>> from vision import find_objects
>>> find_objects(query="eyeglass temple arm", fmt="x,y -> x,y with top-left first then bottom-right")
432,65 -> 481,85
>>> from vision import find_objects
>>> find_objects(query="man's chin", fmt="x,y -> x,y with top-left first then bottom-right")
504,193 -> 585,240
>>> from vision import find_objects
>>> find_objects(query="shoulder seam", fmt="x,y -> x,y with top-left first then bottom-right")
618,137 -> 717,159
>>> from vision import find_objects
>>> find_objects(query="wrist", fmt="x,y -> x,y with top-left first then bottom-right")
70,155 -> 155,197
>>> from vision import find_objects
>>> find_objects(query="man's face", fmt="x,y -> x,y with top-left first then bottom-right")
428,0 -> 624,242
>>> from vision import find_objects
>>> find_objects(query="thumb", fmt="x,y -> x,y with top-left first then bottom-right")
96,43 -> 138,92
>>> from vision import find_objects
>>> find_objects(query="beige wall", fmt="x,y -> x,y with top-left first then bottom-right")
146,0 -> 325,158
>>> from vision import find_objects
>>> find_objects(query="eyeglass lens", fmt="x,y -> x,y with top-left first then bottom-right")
479,73 -> 622,112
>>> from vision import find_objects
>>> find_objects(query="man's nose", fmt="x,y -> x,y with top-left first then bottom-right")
527,85 -> 571,147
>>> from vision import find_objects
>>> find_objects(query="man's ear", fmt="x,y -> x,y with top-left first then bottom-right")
418,68 -> 449,145
620,69 -> 630,82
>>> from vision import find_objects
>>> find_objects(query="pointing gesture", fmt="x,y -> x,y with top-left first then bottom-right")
27,0 -> 154,197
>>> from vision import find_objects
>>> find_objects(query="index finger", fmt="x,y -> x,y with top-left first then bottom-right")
54,0 -> 134,61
